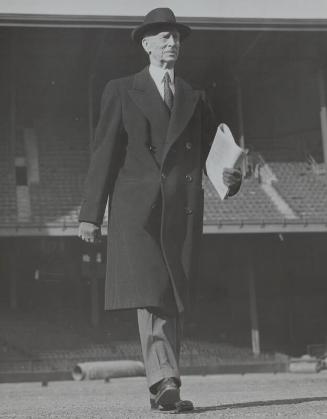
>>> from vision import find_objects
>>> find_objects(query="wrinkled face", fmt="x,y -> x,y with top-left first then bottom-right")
142,29 -> 180,68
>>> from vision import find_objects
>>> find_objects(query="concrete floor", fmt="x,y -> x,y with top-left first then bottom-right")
1,373 -> 327,418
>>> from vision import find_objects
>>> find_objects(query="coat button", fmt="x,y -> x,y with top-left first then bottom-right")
148,144 -> 156,153
185,207 -> 193,215
151,203 -> 156,210
185,174 -> 193,182
185,142 -> 192,150
161,172 -> 166,180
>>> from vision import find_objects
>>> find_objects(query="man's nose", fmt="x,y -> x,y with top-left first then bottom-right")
167,35 -> 177,46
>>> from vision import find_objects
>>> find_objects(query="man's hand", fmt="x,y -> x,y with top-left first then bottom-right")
223,167 -> 242,189
78,222 -> 101,243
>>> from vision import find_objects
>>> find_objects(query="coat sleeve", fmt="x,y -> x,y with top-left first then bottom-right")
200,91 -> 218,171
79,81 -> 123,226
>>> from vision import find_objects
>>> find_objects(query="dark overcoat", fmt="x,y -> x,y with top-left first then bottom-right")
79,66 -> 217,314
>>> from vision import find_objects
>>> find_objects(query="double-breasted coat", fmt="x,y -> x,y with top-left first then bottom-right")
79,66 -> 217,314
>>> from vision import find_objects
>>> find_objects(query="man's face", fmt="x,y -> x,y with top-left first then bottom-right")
142,29 -> 180,68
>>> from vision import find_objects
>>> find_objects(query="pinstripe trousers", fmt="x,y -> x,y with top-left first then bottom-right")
137,307 -> 183,391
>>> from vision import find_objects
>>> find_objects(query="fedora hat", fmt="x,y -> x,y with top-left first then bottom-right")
131,8 -> 191,44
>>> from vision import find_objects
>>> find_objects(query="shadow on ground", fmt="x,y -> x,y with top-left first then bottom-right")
170,397 -> 327,415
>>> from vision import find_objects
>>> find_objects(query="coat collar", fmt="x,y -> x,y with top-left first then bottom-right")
128,67 -> 200,166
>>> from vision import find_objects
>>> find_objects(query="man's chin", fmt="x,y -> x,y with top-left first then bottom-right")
164,56 -> 178,64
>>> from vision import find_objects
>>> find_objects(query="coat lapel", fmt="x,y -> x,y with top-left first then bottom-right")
128,67 -> 170,134
128,67 -> 200,168
162,77 -> 200,165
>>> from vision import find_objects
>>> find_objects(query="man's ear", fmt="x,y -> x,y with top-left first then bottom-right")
142,37 -> 150,55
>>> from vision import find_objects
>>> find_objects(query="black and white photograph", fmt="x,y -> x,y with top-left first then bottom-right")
1,1 -> 327,417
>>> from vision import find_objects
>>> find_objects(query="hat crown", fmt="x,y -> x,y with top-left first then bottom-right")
143,8 -> 177,25
131,7 -> 190,44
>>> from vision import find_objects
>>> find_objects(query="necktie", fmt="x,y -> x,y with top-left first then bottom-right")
163,72 -> 174,112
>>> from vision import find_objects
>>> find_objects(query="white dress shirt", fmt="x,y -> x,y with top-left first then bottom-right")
149,64 -> 175,100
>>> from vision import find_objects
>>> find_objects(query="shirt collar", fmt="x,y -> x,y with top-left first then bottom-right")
149,64 -> 175,85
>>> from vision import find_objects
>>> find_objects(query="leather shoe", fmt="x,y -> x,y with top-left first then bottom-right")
150,395 -> 175,411
154,378 -> 180,408
150,395 -> 194,412
151,378 -> 194,412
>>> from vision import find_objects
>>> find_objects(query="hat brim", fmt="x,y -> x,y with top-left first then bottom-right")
131,22 -> 191,44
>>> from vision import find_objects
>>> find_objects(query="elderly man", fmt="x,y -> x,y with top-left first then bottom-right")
78,7 -> 241,412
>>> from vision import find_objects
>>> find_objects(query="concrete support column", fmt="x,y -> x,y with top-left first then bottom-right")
9,31 -> 16,158
317,67 -> 327,164
248,243 -> 261,356
90,250 -> 101,328
9,242 -> 18,310
90,274 -> 99,328
236,77 -> 247,174
87,31 -> 106,149
88,73 -> 95,148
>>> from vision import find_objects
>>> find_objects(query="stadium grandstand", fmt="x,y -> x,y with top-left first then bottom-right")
1,0 -> 327,378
